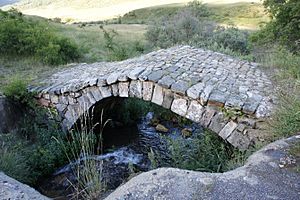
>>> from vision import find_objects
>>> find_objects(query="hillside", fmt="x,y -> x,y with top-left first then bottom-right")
2,0 -> 261,22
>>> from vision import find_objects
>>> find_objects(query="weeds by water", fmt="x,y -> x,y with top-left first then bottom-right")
54,108 -> 110,199
147,129 -> 250,173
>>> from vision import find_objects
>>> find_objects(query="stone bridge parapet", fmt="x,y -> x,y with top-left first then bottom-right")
31,46 -> 276,149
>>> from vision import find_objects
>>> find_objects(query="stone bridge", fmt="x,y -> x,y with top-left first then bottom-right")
32,46 -> 276,149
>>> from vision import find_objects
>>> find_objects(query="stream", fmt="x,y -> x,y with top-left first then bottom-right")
37,112 -> 204,199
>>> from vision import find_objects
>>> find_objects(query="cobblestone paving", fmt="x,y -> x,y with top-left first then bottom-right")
33,46 -> 276,149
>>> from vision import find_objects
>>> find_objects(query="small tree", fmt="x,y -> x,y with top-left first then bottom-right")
252,0 -> 300,52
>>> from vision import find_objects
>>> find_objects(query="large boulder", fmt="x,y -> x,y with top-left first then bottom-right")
106,135 -> 300,200
0,96 -> 24,133
0,172 -> 49,200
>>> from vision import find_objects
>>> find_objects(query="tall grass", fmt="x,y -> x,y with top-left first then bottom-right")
255,46 -> 300,80
54,107 -> 110,199
254,46 -> 300,139
270,93 -> 300,139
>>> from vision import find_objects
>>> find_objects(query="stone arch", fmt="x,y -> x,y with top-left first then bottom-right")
33,46 -> 276,149
37,79 -> 260,149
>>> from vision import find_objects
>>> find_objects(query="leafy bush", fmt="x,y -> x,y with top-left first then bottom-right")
3,78 -> 34,106
146,2 -> 250,56
0,9 -> 81,65
146,11 -> 214,49
186,0 -> 211,18
0,108 -> 67,185
211,27 -> 250,55
251,0 -> 300,53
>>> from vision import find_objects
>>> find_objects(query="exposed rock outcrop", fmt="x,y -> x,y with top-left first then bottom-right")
0,172 -> 49,200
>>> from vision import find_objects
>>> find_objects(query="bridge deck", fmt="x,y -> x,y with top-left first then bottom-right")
36,46 -> 274,118
33,46 -> 277,149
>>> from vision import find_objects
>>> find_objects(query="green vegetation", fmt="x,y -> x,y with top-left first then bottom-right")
0,0 -> 299,196
148,130 -> 250,173
270,93 -> 300,139
0,1 -> 269,92
0,83 -> 107,198
54,110 -> 108,199
251,0 -> 300,52
0,109 -> 67,185
257,46 -> 300,80
250,0 -> 300,139
101,27 -> 146,61
3,78 -> 33,105
0,82 -> 67,185
209,2 -> 269,30
0,9 -> 80,65
119,2 -> 268,29
166,130 -> 237,172
0,12 -> 147,92
145,2 -> 251,58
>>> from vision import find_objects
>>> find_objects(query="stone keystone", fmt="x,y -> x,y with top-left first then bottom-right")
119,82 -> 129,97
187,82 -> 205,99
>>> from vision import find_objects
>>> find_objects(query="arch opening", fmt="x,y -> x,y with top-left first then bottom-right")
40,96 -> 246,199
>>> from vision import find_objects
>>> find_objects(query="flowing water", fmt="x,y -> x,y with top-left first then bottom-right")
38,112 -> 204,199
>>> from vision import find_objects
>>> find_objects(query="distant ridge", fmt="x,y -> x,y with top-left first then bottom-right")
2,0 -> 260,22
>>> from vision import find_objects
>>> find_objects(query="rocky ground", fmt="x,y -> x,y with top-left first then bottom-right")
0,172 -> 49,200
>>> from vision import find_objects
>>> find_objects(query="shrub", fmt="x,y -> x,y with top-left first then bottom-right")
251,0 -> 300,53
37,42 -> 63,65
145,2 -> 250,57
3,78 -> 34,106
166,130 -> 236,172
0,9 -> 81,65
101,27 -> 146,61
211,27 -> 250,55
186,0 -> 211,18
0,108 -> 68,185
146,11 -> 216,49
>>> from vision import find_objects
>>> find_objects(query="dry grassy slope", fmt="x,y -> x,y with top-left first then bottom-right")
2,0 -> 260,22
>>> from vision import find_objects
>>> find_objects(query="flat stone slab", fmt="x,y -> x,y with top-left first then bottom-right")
106,135 -> 300,200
